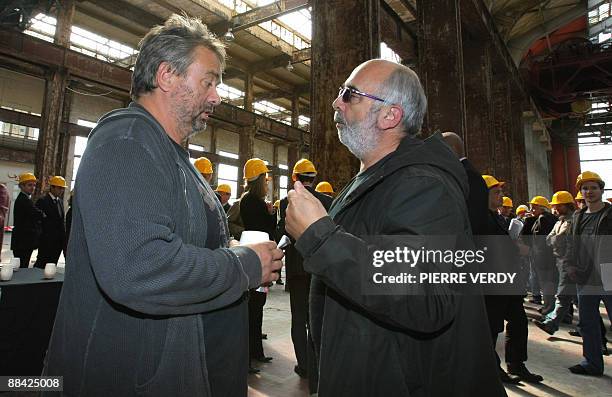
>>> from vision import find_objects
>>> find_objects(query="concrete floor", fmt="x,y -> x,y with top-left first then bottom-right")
255,284 -> 612,397
2,234 -> 610,396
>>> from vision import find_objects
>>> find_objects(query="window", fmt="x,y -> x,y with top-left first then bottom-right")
71,120 -> 95,188
279,175 -> 288,200
218,150 -> 239,160
0,107 -> 40,140
218,163 -> 239,203
25,14 -> 138,68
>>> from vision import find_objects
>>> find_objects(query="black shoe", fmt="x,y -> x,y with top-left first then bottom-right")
568,364 -> 602,376
534,320 -> 556,336
248,366 -> 260,374
507,363 -> 543,383
276,279 -> 284,285
562,316 -> 573,325
499,369 -> 521,384
603,343 -> 609,356
261,333 -> 268,340
254,356 -> 273,363
294,365 -> 307,378
568,329 -> 581,337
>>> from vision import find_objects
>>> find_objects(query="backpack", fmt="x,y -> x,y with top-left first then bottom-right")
227,199 -> 244,240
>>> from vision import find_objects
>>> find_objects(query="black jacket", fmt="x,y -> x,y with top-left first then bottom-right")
10,191 -> 44,251
461,158 -> 489,237
35,193 -> 66,254
295,133 -> 505,397
240,191 -> 276,239
276,185 -> 333,279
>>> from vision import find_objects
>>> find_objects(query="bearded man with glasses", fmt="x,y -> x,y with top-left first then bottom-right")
285,59 -> 506,396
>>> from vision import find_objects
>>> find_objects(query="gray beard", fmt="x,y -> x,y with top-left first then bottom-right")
336,111 -> 380,160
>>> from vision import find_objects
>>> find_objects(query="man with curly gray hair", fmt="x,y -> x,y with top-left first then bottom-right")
43,14 -> 283,397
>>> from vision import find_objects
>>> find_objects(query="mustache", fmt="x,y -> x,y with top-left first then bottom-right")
334,111 -> 345,124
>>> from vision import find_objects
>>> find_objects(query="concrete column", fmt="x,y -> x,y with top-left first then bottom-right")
417,0 -> 466,136
238,125 -> 256,196
34,0 -> 74,195
310,0 -> 380,192
462,38 -> 492,174
244,73 -> 254,111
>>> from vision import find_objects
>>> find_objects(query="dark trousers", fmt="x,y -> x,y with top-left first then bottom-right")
248,289 -> 267,360
34,244 -> 63,269
485,295 -> 528,366
12,249 -> 33,268
289,277 -> 309,370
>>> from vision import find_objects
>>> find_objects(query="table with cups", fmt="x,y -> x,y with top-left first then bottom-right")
0,259 -> 64,375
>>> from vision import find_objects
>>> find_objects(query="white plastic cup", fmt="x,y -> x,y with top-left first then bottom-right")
44,263 -> 57,279
240,231 -> 272,292
10,257 -> 20,272
239,231 -> 270,245
0,264 -> 13,281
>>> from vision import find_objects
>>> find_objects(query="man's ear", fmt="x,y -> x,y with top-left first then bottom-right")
378,105 -> 403,130
156,61 -> 176,93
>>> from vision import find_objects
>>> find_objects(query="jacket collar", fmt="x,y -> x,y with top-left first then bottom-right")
329,132 -> 467,219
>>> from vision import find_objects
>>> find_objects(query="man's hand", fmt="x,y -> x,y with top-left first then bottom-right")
286,181 -> 328,241
229,239 -> 240,247
516,241 -> 530,257
245,241 -> 284,285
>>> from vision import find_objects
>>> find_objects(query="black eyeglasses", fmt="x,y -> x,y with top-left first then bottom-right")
338,86 -> 386,103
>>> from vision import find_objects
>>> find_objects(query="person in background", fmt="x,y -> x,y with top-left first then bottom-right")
441,131 -> 489,238
194,156 -> 214,184
314,181 -> 335,198
528,196 -> 558,316
34,176 -> 67,269
483,175 -> 542,384
566,171 -> 612,376
215,184 -> 232,213
516,205 -> 529,221
535,191 -> 576,334
499,196 -> 514,227
65,191 -> 73,254
240,157 -> 277,373
11,172 -> 44,268
0,183 -> 9,261
575,191 -> 586,210
276,159 -> 332,392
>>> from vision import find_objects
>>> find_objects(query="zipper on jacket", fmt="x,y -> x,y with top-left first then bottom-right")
179,166 -> 194,238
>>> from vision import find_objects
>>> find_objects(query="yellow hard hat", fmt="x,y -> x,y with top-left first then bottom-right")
215,184 -> 231,194
293,159 -> 317,175
244,158 -> 270,181
273,200 -> 280,209
550,191 -> 574,205
18,172 -> 36,184
575,191 -> 584,201
49,176 -> 67,188
482,175 -> 505,189
576,171 -> 604,190
194,157 -> 213,175
530,196 -> 551,209
502,197 -> 513,207
516,205 -> 528,216
316,181 -> 334,194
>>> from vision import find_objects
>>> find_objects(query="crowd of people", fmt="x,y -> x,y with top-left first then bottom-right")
5,13 -> 609,397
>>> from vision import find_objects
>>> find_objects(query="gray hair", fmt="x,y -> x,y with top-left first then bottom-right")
131,14 -> 226,100
373,64 -> 427,137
